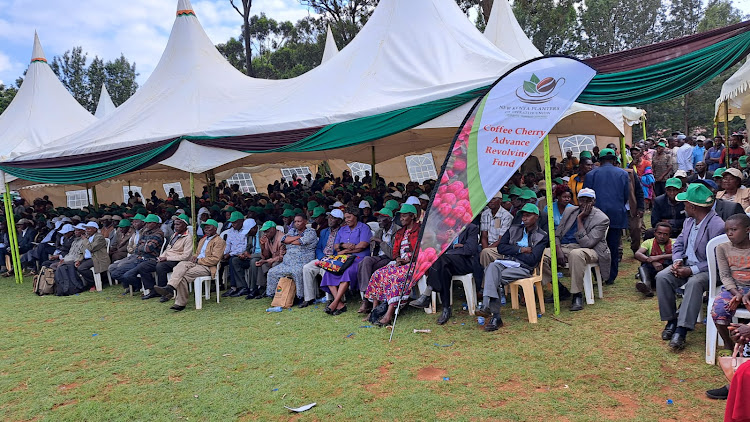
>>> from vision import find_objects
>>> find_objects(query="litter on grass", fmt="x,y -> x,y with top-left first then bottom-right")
346,333 -> 355,338
434,342 -> 455,347
285,403 -> 316,413
413,329 -> 431,334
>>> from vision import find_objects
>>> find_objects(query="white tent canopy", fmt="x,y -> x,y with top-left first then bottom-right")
321,25 -> 339,65
11,0 -> 516,170
0,32 -> 96,160
716,56 -> 750,121
94,85 -> 117,118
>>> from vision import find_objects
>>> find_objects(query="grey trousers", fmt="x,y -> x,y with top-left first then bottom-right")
229,254 -> 261,289
357,255 -> 391,293
483,261 -> 532,299
655,267 -> 709,330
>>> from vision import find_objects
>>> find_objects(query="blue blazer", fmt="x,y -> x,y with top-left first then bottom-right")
316,228 -> 332,259
583,163 -> 630,229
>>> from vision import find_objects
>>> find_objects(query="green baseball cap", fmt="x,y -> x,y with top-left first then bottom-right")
502,194 -> 510,202
665,178 -> 682,189
143,214 -> 160,223
307,200 -> 319,209
282,209 -> 295,218
264,203 -> 275,210
228,211 -> 245,222
201,219 -> 219,227
223,206 -> 236,213
714,167 -> 726,178
374,207 -> 393,218
117,219 -> 131,228
553,177 -> 564,184
311,206 -> 326,218
579,151 -> 592,158
282,203 -> 294,210
293,208 -> 303,215
177,214 -> 190,224
398,204 -> 418,215
740,156 -> 748,169
599,148 -> 617,159
675,183 -> 714,207
657,142 -> 666,147
259,221 -> 276,231
520,203 -> 539,215
509,186 -> 524,197
384,199 -> 400,210
519,189 -> 537,200
132,213 -> 146,221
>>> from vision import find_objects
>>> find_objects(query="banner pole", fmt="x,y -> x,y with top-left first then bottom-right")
620,135 -> 627,169
543,136 -> 560,314
714,119 -> 718,138
3,177 -> 21,283
641,120 -> 647,141
190,172 -> 197,253
724,100 -> 730,165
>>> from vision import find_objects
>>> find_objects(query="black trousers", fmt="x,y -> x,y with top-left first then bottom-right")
654,181 -> 666,198
155,261 -> 180,287
427,254 -> 475,308
607,228 -> 622,283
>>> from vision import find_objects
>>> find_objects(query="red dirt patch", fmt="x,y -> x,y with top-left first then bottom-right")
57,382 -> 80,392
595,388 -> 639,420
416,366 -> 447,381
364,363 -> 393,399
51,399 -> 78,410
43,319 -> 55,323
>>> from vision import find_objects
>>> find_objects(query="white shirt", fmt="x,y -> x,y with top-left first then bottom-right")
677,143 -> 694,171
198,235 -> 215,259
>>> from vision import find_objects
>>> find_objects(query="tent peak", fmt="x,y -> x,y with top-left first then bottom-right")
31,31 -> 47,63
95,85 -> 116,118
483,0 -> 541,61
321,25 -> 339,64
176,0 -> 195,16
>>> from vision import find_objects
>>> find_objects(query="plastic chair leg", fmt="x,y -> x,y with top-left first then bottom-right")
705,298 -> 718,365
520,282 -> 538,323
93,271 -> 103,292
594,265 -> 604,299
204,278 -> 210,300
456,275 -> 477,316
194,278 -> 203,310
509,283 -> 520,310
534,281 -> 546,315
417,276 -> 434,314
215,277 -> 220,303
582,268 -> 595,305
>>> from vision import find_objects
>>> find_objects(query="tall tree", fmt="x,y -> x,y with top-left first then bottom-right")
513,0 -> 580,55
0,84 -> 17,115
216,37 -> 247,73
660,0 -> 703,40
229,0 -> 254,77
577,0 -> 663,57
50,47 -> 89,108
299,0 -> 377,46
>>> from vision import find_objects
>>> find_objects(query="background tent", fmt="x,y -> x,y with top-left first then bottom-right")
716,56 -> 750,121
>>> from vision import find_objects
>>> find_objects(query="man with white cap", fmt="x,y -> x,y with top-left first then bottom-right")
357,207 -> 400,313
358,200 -> 375,223
552,188 -> 611,311
77,221 -> 111,289
51,224 -> 90,295
41,224 -> 76,269
418,194 -> 430,211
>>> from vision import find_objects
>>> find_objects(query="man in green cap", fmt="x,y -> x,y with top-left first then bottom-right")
476,203 -> 549,331
310,206 -> 328,236
656,183 -> 724,351
221,211 -> 249,297
357,207 -> 401,313
253,221 -> 285,298
281,209 -> 295,233
649,177 -> 685,239
155,219 -> 226,311
110,219 -> 134,262
111,214 -> 165,297
107,213 -> 145,285
583,147 -> 633,285
652,141 -> 674,197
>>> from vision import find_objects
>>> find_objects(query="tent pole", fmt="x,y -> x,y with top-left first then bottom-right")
543,136 -> 559,314
641,120 -> 647,141
714,118 -> 718,138
371,145 -> 376,181
92,185 -> 99,211
2,173 -> 21,283
724,100 -> 730,165
190,172 -> 197,253
620,135 -> 627,169
85,183 -> 92,207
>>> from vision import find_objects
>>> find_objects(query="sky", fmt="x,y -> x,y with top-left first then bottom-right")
1,0 -> 750,87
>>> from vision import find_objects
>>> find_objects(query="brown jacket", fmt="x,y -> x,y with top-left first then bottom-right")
160,232 -> 192,262
195,235 -> 225,277
87,233 -> 111,273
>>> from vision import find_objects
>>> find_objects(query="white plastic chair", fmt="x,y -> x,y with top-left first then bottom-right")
582,263 -> 604,305
367,222 -> 379,234
705,235 -> 750,364
418,274 -> 477,316
92,238 -> 111,292
193,261 -> 221,310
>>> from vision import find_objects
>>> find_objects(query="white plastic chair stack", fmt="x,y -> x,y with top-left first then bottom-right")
705,235 -> 750,364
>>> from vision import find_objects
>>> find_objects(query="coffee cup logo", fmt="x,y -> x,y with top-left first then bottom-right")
516,73 -> 565,104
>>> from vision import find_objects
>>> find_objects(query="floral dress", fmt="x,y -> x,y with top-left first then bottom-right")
364,224 -> 419,305
266,227 -> 318,298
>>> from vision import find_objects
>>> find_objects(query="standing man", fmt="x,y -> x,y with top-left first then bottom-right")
568,157 -> 592,206
676,136 -> 695,174
692,137 -> 706,168
656,183 -> 725,351
652,141 -> 674,197
583,148 -> 630,284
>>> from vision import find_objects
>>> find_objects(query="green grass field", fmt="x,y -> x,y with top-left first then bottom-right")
0,252 -> 728,421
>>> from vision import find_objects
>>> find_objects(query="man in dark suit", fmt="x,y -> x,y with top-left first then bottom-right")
685,161 -> 713,183
647,178 -> 685,239
16,218 -> 37,255
583,148 -> 630,284
422,223 -> 479,325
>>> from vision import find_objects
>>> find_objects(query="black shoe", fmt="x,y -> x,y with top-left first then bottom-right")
245,290 -> 258,300
170,305 -> 185,312
662,321 -> 676,340
436,307 -> 452,325
475,306 -> 492,318
141,290 -> 161,300
605,279 -> 615,285
298,299 -> 313,308
570,294 -> 583,311
333,306 -> 348,316
409,295 -> 431,309
705,385 -> 729,400
669,333 -> 686,351
154,285 -> 175,300
324,306 -> 334,315
222,287 -> 238,297
254,289 -> 269,299
485,314 -> 504,332
635,282 -> 654,297
230,287 -> 250,297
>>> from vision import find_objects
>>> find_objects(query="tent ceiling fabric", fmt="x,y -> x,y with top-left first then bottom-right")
716,56 -> 750,121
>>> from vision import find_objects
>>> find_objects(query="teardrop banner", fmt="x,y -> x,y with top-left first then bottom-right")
404,56 -> 596,296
